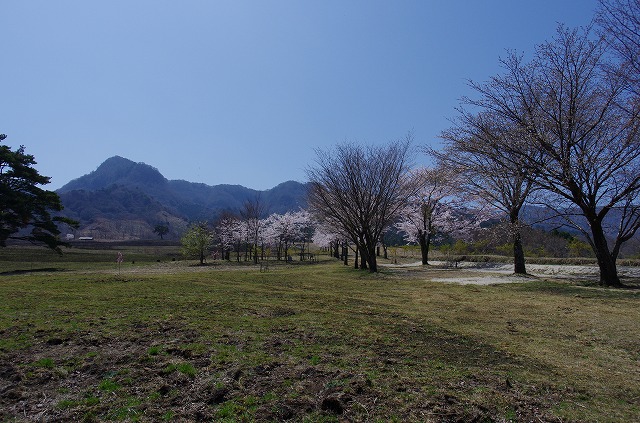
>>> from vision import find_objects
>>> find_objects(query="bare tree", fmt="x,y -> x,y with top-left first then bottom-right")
596,0 -> 640,92
466,25 -> 640,286
307,136 -> 414,272
241,195 -> 265,264
436,112 -> 539,274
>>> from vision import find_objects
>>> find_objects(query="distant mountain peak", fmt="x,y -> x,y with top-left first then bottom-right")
57,156 -> 308,239
98,155 -> 135,168
59,156 -> 167,192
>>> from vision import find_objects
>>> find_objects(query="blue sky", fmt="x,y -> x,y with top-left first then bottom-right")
1,1 -> 597,190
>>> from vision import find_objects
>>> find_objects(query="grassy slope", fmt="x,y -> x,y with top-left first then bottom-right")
0,250 -> 639,422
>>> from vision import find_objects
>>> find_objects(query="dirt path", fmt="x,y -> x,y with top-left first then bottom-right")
381,260 -> 640,285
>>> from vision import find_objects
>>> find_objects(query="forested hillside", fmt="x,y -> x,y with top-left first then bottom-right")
58,156 -> 308,240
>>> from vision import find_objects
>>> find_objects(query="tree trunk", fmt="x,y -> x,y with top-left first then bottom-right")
512,233 -> 526,275
510,218 -> 526,275
590,219 -> 622,286
357,235 -> 377,272
366,245 -> 377,272
418,229 -> 430,265
354,246 -> 359,269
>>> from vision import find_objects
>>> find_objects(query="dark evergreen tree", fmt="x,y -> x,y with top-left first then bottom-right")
0,135 -> 77,252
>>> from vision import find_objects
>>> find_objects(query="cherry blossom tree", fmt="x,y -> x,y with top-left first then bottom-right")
313,220 -> 362,266
264,213 -> 290,260
291,209 -> 314,260
214,213 -> 246,262
231,219 -> 248,262
241,196 -> 266,264
214,212 -> 236,260
394,167 -> 455,265
263,210 -> 312,261
395,167 -> 490,265
312,222 -> 342,259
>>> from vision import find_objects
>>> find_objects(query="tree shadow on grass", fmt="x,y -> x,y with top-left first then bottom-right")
0,267 -> 62,276
509,278 -> 640,298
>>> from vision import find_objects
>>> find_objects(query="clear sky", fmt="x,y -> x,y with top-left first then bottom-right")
1,1 -> 598,190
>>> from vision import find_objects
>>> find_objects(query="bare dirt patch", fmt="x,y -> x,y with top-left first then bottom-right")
382,260 -> 640,286
0,317 -> 563,422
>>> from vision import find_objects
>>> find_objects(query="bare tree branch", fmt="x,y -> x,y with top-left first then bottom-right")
306,135 -> 415,272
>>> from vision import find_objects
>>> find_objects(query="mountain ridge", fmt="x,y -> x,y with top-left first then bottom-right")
57,156 -> 308,240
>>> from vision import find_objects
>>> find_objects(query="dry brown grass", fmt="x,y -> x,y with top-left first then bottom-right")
1,250 -> 639,421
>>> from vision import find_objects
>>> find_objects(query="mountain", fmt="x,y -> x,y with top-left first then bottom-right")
58,156 -> 168,192
58,156 -> 308,240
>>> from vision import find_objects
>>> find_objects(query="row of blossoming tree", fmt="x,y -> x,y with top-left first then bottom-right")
307,0 -> 640,286
181,208 -> 315,265
216,208 -> 314,264
305,138 -> 492,274
181,0 -> 639,286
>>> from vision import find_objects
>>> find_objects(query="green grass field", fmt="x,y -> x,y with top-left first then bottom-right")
1,245 -> 639,422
